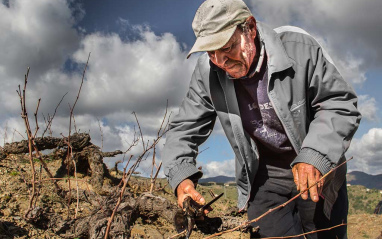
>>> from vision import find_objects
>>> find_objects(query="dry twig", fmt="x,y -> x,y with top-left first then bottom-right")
71,105 -> 78,133
41,92 -> 68,137
65,52 -> 91,219
71,148 -> 80,218
35,164 -> 43,208
3,122 -> 8,145
105,154 -> 134,238
16,67 -> 38,217
198,147 -> 210,155
132,112 -> 145,151
13,128 -> 26,140
15,69 -> 63,209
33,98 -> 41,138
168,229 -> 187,239
257,222 -> 346,239
11,129 -> 16,143
150,161 -> 162,194
34,178 -> 89,183
104,109 -> 169,239
150,101 -> 168,193
96,117 -> 104,151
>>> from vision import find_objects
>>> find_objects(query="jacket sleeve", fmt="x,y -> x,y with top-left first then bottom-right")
291,44 -> 362,175
162,56 -> 217,192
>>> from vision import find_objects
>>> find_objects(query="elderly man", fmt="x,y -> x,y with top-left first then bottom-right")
162,0 -> 361,238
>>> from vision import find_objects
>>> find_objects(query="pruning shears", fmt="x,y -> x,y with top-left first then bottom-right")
173,192 -> 224,238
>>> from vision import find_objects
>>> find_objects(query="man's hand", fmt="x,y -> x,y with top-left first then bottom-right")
292,163 -> 324,202
176,179 -> 210,216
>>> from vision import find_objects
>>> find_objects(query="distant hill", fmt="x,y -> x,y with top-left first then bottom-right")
199,175 -> 235,184
347,171 -> 382,190
199,172 -> 382,190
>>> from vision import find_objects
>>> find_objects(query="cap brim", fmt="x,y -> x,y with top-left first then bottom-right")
187,26 -> 237,59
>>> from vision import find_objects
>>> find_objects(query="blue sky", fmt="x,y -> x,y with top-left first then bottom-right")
0,0 -> 381,177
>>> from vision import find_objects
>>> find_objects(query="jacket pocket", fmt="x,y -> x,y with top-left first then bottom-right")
290,99 -> 307,137
290,99 -> 306,112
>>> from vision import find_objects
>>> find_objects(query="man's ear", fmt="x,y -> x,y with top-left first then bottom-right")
245,16 -> 257,39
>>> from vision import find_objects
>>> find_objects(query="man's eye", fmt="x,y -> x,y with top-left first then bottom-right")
222,46 -> 232,52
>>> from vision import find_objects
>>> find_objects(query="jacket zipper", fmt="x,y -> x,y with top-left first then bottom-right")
266,70 -> 299,155
216,71 -> 258,212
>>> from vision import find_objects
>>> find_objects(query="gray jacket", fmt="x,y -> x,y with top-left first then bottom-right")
162,22 -> 361,218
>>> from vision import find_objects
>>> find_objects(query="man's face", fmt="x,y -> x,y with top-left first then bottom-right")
208,24 -> 257,79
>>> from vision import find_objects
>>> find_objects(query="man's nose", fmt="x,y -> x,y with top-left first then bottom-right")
214,52 -> 227,66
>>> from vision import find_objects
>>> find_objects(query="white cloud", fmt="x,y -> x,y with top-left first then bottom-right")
346,128 -> 382,175
71,27 -> 196,117
248,0 -> 382,60
202,159 -> 235,178
0,0 -> 197,179
0,0 -> 81,123
358,95 -> 379,122
247,0 -> 382,85
333,54 -> 367,85
0,0 -> 79,91
0,117 -> 28,144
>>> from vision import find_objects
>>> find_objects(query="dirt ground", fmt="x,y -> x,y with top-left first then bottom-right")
348,214 -> 382,239
0,157 -> 381,239
0,156 -> 249,238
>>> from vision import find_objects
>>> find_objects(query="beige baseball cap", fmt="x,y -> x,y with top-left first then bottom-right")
187,0 -> 252,59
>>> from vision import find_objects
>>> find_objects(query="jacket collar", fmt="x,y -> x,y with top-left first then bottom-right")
256,21 -> 293,75
210,21 -> 293,76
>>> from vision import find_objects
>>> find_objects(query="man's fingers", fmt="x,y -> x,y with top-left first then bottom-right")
292,166 -> 299,190
294,163 -> 324,202
182,183 -> 205,205
315,173 -> 320,187
318,182 -> 323,195
316,172 -> 321,196
316,170 -> 324,196
190,189 -> 205,205
315,171 -> 322,195
177,179 -> 201,208
308,169 -> 319,202
299,170 -> 308,200
177,193 -> 189,208
176,178 -> 208,217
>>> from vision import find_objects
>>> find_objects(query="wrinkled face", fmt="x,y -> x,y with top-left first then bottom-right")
208,24 -> 257,79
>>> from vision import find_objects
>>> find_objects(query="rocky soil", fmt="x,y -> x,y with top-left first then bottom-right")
0,154 -> 249,239
0,153 -> 381,238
